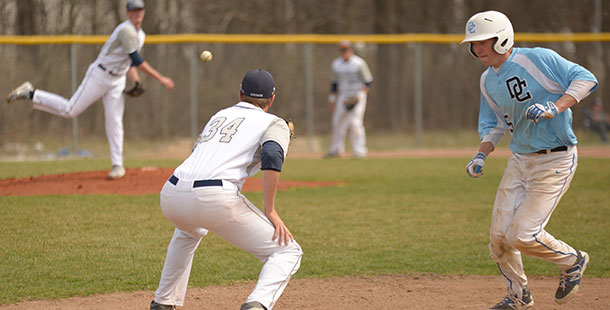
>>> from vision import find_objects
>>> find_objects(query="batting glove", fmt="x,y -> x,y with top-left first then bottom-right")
525,101 -> 559,123
466,152 -> 486,178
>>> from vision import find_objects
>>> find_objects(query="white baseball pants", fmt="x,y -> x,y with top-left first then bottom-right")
32,63 -> 126,167
489,146 -> 579,297
329,90 -> 368,157
154,180 -> 303,309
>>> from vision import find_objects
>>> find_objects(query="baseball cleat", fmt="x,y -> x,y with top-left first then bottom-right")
150,300 -> 176,310
240,301 -> 267,310
107,165 -> 126,179
555,249 -> 589,304
489,286 -> 534,310
6,81 -> 33,104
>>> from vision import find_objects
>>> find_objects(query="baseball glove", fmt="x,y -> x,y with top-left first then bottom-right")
343,96 -> 359,111
285,118 -> 295,149
124,81 -> 145,97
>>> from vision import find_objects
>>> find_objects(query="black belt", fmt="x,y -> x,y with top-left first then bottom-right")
534,146 -> 568,154
97,64 -> 120,76
168,175 -> 223,188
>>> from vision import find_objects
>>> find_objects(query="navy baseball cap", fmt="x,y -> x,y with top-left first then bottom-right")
240,69 -> 275,98
126,0 -> 145,11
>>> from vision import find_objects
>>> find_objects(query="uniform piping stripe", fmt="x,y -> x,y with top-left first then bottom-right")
532,152 -> 578,258
240,194 -> 274,227
269,249 -> 302,309
496,263 -> 514,291
239,193 -> 303,309
65,66 -> 96,116
480,69 -> 510,141
512,54 -> 564,94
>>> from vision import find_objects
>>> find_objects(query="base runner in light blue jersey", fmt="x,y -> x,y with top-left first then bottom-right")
461,11 -> 597,310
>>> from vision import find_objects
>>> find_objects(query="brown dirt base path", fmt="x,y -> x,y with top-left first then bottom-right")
0,275 -> 608,309
0,167 -> 338,196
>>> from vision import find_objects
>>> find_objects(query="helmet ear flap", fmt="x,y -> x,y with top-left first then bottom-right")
469,43 -> 478,58
495,38 -> 510,53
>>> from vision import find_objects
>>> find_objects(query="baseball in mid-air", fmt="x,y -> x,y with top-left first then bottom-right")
200,50 -> 213,63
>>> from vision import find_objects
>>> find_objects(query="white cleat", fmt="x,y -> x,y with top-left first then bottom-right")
107,165 -> 126,180
6,81 -> 34,104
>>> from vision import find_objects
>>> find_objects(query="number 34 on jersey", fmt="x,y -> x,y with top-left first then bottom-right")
194,117 -> 245,150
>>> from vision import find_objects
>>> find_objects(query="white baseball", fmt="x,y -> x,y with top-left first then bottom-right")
200,50 -> 213,63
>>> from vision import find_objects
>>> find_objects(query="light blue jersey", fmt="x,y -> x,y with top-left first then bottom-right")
478,47 -> 597,153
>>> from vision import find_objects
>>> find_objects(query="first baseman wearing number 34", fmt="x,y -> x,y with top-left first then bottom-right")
461,11 -> 598,310
151,69 -> 302,310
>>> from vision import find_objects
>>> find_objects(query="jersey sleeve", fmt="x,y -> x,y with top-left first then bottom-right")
359,59 -> 374,84
260,118 -> 290,157
530,48 -> 598,94
478,71 -> 508,146
330,59 -> 338,85
117,26 -> 139,54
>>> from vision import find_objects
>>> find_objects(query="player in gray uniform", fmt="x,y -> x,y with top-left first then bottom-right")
6,0 -> 174,179
326,40 -> 373,158
151,69 -> 302,310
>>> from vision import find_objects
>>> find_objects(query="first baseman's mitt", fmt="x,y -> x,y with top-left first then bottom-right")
343,97 -> 359,111
124,81 -> 145,97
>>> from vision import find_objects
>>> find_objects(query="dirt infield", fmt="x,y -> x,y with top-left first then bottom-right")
0,167 -> 339,197
1,275 -> 608,309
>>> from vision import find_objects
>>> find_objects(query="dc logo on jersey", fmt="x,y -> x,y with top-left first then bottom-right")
506,76 -> 532,102
467,22 -> 476,34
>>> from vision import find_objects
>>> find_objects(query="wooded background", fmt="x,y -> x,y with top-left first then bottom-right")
0,0 -> 607,155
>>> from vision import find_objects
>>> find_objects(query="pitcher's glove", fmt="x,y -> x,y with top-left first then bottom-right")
343,96 -> 359,111
124,81 -> 145,97
285,118 -> 295,149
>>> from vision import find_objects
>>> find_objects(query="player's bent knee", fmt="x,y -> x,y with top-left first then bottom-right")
488,241 -> 505,262
506,232 -> 535,251
489,231 -> 506,246
283,241 -> 304,262
65,109 -> 82,119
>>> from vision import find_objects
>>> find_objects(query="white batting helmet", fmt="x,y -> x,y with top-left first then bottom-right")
460,11 -> 514,57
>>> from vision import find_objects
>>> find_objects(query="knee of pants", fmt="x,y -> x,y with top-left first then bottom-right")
289,241 -> 304,270
506,229 -> 535,251
266,240 -> 303,265
488,233 -> 507,261
65,108 -> 81,119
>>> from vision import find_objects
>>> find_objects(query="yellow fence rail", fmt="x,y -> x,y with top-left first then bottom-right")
1,33 -> 610,45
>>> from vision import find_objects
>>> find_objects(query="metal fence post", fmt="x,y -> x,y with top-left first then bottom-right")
70,44 -> 78,152
304,43 -> 315,150
593,0 -> 603,106
190,44 -> 198,139
414,43 -> 423,148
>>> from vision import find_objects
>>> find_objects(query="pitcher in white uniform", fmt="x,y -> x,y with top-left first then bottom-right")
461,11 -> 597,310
326,40 -> 373,158
6,0 -> 174,179
150,69 -> 302,310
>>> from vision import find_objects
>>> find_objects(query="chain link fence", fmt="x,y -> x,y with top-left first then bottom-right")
0,37 -> 608,160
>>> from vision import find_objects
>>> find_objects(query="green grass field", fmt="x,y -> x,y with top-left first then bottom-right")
1,155 -> 609,305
